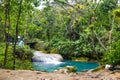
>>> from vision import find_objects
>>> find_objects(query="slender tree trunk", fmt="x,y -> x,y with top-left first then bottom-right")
109,15 -> 115,54
13,0 -> 23,69
4,0 -> 11,67
4,6 -> 8,67
109,16 -> 115,44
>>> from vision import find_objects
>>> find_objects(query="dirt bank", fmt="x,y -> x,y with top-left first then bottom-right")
0,69 -> 120,80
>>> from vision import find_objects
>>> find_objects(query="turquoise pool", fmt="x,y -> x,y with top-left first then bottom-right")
33,60 -> 99,72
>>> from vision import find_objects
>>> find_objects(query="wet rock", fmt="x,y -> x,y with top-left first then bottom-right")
54,66 -> 77,74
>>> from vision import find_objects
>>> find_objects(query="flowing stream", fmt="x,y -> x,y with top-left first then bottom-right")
32,51 -> 99,72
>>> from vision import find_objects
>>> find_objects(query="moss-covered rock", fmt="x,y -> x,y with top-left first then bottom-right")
55,66 -> 77,73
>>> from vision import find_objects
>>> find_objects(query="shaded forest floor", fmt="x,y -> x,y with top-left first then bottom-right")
0,69 -> 120,80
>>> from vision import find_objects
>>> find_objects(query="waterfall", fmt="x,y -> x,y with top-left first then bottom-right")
32,51 -> 63,64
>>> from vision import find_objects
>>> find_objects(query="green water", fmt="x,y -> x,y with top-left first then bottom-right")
33,60 -> 99,72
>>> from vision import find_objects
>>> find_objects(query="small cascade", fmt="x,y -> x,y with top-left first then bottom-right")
32,51 -> 99,72
32,51 -> 63,64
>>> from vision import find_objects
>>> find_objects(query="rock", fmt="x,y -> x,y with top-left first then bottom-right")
54,66 -> 77,73
87,69 -> 94,73
55,68 -> 68,74
65,66 -> 77,73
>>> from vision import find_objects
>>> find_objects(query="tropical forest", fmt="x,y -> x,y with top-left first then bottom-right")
0,0 -> 120,80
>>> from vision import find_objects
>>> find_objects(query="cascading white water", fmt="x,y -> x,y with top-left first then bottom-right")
32,51 -> 99,72
32,51 -> 63,64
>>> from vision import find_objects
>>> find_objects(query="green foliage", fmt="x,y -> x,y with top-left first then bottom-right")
50,34 -> 103,59
33,0 -> 40,7
1,0 -> 120,70
98,0 -> 117,14
15,59 -> 33,70
102,30 -> 120,65
0,43 -> 33,69
102,39 -> 120,65
0,43 -> 5,67
34,41 -> 48,51
113,8 -> 120,17
113,8 -> 120,23
16,45 -> 33,60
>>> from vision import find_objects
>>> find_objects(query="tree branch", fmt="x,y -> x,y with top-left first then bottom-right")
93,31 -> 106,51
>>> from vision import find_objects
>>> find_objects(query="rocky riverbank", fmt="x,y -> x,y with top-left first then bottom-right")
0,69 -> 120,80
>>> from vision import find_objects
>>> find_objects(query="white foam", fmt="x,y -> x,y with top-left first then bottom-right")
32,51 -> 63,63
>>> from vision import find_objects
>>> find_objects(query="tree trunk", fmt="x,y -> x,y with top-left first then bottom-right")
4,0 -> 11,67
4,7 -> 8,67
13,0 -> 23,69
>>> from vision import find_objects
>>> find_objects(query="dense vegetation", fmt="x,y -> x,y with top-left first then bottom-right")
0,0 -> 120,69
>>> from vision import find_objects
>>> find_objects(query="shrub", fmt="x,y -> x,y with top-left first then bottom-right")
16,45 -> 33,60
0,43 -> 33,70
50,38 -> 96,59
102,39 -> 120,65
